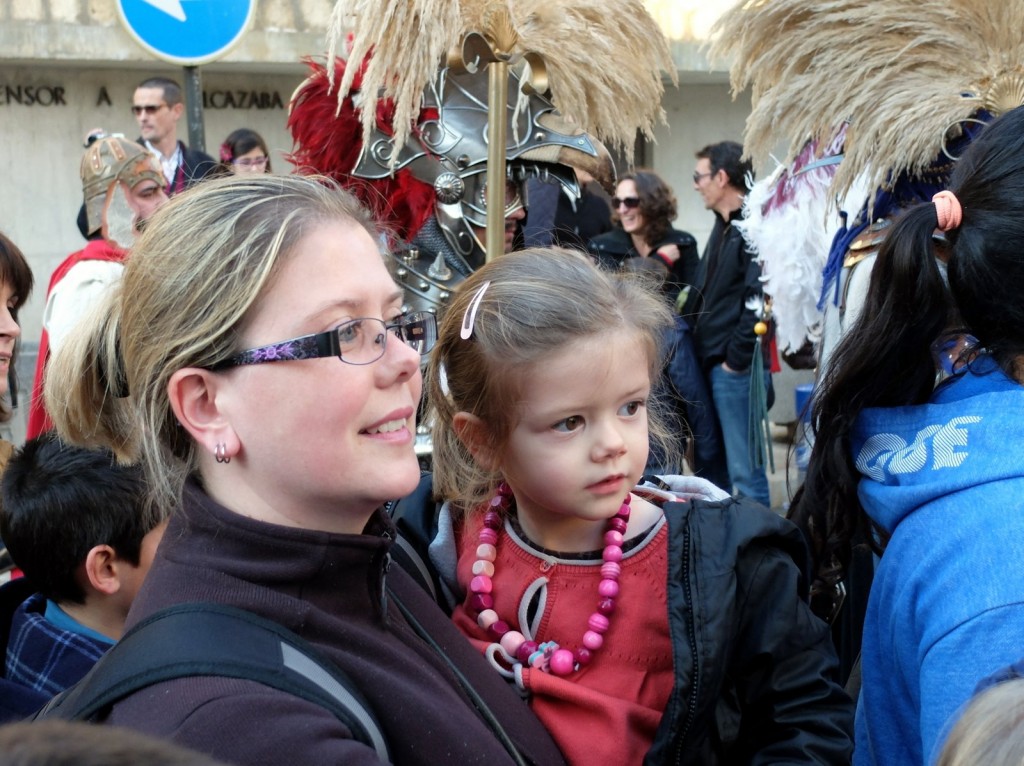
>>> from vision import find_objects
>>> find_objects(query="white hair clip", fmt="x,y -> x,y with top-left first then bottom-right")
460,280 -> 491,340
438,362 -> 451,397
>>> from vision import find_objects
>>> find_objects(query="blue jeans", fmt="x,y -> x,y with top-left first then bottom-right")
709,364 -> 771,507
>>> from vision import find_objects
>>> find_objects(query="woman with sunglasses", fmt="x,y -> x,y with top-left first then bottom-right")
588,169 -> 698,312
588,170 -> 724,484
43,175 -> 566,766
216,128 -> 272,175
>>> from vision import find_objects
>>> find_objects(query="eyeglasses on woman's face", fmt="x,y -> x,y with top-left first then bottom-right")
208,311 -> 437,371
233,155 -> 268,169
611,196 -> 641,210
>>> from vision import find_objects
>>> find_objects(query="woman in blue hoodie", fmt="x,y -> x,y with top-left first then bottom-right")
796,103 -> 1024,766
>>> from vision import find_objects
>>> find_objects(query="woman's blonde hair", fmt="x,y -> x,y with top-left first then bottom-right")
427,248 -> 676,511
44,174 -> 379,520
937,678 -> 1024,766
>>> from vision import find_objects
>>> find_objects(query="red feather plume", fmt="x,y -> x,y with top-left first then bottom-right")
288,58 -> 435,243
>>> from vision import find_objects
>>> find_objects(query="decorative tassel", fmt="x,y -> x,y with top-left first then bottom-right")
748,303 -> 775,474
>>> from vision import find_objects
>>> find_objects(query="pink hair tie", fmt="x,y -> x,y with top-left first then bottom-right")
219,143 -> 232,164
933,190 -> 963,232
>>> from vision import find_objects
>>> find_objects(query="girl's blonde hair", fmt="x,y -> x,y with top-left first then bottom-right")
427,247 -> 676,511
45,174 -> 379,520
937,678 -> 1024,766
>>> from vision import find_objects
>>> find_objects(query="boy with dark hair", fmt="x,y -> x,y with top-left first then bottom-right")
0,435 -> 165,701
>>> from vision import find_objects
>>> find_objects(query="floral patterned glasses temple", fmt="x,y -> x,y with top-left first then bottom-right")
208,311 -> 437,370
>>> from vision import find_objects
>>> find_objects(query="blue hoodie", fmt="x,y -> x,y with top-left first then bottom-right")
851,355 -> 1024,765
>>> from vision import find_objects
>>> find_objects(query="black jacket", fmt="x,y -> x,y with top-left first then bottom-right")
589,227 -> 699,310
149,140 -> 218,194
103,483 -> 567,766
391,475 -> 854,765
684,209 -> 764,372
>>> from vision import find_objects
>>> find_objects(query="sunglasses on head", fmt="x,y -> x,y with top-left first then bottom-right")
611,196 -> 640,210
131,104 -> 167,116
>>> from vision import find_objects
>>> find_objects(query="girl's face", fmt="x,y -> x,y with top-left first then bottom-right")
614,179 -> 646,236
0,280 -> 21,398
495,330 -> 652,552
231,147 -> 269,174
212,220 -> 423,532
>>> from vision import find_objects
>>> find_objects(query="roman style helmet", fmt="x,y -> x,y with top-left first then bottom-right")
81,134 -> 164,248
289,0 -> 676,313
290,58 -> 613,265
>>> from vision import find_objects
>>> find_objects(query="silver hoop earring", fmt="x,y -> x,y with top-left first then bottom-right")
214,443 -> 231,464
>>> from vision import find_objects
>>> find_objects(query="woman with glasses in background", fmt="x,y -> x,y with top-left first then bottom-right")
588,169 -> 698,311
217,128 -> 271,175
43,174 -> 567,766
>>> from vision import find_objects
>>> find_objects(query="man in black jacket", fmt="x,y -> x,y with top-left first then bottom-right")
132,77 -> 216,197
687,141 -> 771,506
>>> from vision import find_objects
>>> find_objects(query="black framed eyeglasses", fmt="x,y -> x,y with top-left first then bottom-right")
611,196 -> 641,210
692,171 -> 713,183
208,311 -> 437,371
131,103 -> 168,116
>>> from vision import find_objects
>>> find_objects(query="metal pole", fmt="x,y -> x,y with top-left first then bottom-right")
183,65 -> 206,153
485,60 -> 509,262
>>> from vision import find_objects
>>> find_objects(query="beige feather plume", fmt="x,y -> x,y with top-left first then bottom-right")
708,0 -> 1024,201
327,0 -> 677,165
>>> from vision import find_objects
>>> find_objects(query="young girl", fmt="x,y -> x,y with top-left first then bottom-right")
41,175 -> 567,765
397,249 -> 853,764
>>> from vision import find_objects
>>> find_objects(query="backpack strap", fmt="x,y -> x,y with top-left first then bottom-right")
36,602 -> 389,762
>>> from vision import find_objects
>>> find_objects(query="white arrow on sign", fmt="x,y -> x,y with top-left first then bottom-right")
140,0 -> 186,22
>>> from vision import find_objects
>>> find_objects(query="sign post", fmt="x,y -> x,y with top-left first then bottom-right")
116,0 -> 255,152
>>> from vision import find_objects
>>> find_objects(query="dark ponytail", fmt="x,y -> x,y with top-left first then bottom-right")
794,103 -> 1024,593
793,202 -> 949,589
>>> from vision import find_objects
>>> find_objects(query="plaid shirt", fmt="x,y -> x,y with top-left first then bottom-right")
5,593 -> 112,696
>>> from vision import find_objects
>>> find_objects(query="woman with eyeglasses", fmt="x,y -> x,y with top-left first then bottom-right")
587,169 -> 698,312
217,128 -> 271,175
42,175 -> 566,766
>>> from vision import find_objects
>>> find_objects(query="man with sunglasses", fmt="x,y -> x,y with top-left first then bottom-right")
687,141 -> 772,508
132,77 -> 216,197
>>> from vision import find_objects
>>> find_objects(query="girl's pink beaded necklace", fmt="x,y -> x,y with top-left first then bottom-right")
468,481 -> 629,677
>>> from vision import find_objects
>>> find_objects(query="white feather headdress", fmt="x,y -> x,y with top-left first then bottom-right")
709,0 -> 1024,202
327,0 -> 677,167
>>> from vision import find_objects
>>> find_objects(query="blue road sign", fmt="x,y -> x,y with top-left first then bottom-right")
117,0 -> 255,66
